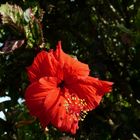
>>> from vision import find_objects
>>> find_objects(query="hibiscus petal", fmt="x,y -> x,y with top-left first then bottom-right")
54,41 -> 90,77
70,120 -> 79,134
27,51 -> 59,83
50,96 -> 67,128
25,77 -> 60,127
59,115 -> 77,134
50,90 -> 80,134
68,76 -> 113,110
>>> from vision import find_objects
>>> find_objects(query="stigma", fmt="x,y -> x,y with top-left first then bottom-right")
64,93 -> 88,121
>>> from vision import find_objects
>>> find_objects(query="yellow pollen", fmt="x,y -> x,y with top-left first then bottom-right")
64,94 -> 89,121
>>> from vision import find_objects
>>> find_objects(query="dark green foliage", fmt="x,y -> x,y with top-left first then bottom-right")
0,0 -> 140,139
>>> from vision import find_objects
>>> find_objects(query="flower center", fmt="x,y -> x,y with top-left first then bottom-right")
57,80 -> 65,88
64,93 -> 88,121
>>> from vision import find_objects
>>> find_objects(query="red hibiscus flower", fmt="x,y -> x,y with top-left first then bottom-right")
25,41 -> 113,134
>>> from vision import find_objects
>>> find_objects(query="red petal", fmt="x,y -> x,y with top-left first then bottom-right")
25,77 -> 60,127
70,121 -> 79,134
59,115 -> 78,134
54,41 -> 90,77
50,90 -> 80,134
27,51 -> 59,83
68,76 -> 113,110
50,95 -> 67,128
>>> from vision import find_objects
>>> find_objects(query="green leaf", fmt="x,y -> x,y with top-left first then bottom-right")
117,24 -> 133,34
